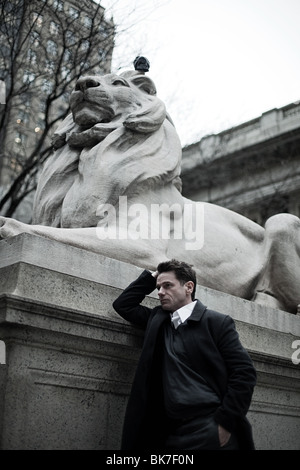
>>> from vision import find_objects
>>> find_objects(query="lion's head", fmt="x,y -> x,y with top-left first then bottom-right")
33,70 -> 182,227
69,72 -> 159,131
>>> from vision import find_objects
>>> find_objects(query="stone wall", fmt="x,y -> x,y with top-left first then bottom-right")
0,234 -> 299,449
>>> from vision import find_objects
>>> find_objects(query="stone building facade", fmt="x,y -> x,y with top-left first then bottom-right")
0,0 -> 114,220
181,101 -> 300,225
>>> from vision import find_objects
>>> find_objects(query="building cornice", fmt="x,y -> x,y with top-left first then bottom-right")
182,101 -> 300,171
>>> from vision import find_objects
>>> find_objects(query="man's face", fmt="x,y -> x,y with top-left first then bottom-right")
156,271 -> 194,312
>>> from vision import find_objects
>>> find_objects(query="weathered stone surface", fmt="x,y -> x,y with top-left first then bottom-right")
0,234 -> 299,450
0,70 -> 300,313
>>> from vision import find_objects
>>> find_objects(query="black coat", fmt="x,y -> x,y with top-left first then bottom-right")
113,270 -> 257,450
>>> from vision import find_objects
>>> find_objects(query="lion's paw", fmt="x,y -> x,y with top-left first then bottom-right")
0,216 -> 30,239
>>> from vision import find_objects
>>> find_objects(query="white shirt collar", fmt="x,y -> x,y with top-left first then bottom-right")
171,300 -> 197,328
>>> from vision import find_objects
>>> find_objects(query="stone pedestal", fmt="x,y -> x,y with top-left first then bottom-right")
0,234 -> 299,450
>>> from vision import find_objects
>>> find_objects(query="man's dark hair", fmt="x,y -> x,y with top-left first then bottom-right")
156,259 -> 197,300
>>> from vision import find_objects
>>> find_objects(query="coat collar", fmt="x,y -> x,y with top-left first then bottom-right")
187,299 -> 207,322
157,299 -> 207,323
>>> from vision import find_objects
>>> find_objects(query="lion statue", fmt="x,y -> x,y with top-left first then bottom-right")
0,65 -> 299,314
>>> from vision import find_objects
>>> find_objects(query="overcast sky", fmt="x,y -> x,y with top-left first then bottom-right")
102,0 -> 300,146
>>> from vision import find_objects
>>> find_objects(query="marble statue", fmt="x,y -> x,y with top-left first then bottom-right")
0,59 -> 299,314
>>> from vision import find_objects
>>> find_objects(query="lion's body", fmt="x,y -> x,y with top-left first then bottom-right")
1,70 -> 299,313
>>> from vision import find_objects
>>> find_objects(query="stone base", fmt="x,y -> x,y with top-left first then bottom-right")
0,234 -> 299,450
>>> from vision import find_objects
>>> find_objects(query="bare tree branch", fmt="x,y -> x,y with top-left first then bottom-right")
0,0 -> 115,217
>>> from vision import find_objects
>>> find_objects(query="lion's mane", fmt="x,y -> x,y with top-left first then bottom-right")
33,71 -> 182,227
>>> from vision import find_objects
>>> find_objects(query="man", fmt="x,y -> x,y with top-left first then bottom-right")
113,259 -> 256,450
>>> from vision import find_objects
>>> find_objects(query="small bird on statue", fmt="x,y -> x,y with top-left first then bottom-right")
133,56 -> 150,73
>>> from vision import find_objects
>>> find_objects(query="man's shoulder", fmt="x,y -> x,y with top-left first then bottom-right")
205,307 -> 228,319
198,305 -> 236,342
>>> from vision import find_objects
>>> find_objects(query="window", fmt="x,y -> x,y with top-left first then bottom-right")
39,100 -> 46,112
62,92 -> 69,103
10,157 -> 22,172
99,23 -> 109,38
20,93 -> 30,107
80,40 -> 90,51
69,7 -> 80,19
53,0 -> 63,12
15,131 -> 27,145
65,30 -> 75,46
50,21 -> 59,36
61,65 -> 70,79
42,79 -> 53,94
17,110 -> 29,124
27,49 -> 37,65
84,16 -> 92,28
47,40 -> 58,56
45,59 -> 55,73
30,31 -> 40,47
23,71 -> 35,84
32,12 -> 43,28
36,118 -> 45,130
63,49 -> 72,63
98,48 -> 106,60
81,61 -> 91,72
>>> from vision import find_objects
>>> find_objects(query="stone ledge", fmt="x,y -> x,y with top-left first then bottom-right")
1,233 -> 299,329
0,233 -> 144,290
0,293 -> 143,359
0,233 -> 300,449
0,233 -> 299,363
